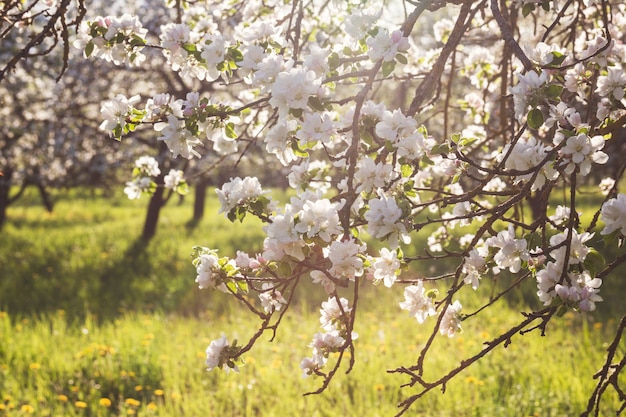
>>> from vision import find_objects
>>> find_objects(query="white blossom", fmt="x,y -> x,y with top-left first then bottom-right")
399,281 -> 436,323
258,283 -> 287,313
439,300 -> 463,337
601,193 -> 626,236
370,248 -> 401,287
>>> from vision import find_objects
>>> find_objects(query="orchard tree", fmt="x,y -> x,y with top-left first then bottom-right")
76,0 -> 626,415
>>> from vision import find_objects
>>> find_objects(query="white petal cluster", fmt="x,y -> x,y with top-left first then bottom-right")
439,300 -> 463,337
365,192 -> 410,249
499,136 -> 557,191
509,70 -> 548,121
485,226 -> 529,274
325,239 -> 366,281
99,94 -> 141,133
216,176 -> 266,215
301,297 -> 356,377
554,132 -> 608,176
370,248 -> 401,287
601,193 -> 626,236
366,29 -> 409,62
399,281 -> 436,324
258,283 -> 287,313
269,67 -> 321,116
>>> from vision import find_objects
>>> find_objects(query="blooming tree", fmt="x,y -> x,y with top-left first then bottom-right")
72,0 -> 626,414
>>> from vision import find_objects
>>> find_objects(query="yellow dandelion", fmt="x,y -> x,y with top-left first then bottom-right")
3,394 -> 13,401
29,363 -> 41,370
128,371 -> 136,378
127,410 -> 136,415
147,402 -> 158,411
57,394 -> 68,402
0,404 -> 5,411
373,383 -> 385,392
0,311 -> 7,318
20,404 -> 35,413
134,385 -> 143,392
154,389 -> 164,396
465,376 -> 477,384
593,322 -> 603,330
170,392 -> 182,401
75,401 -> 88,409
99,398 -> 112,407
70,386 -> 80,393
124,398 -> 141,407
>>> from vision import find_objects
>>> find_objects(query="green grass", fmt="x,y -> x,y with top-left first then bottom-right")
1,303 -> 623,416
0,187 -> 625,416
1,187 -> 266,318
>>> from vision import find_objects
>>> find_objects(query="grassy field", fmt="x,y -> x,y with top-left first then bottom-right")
1,188 -> 624,416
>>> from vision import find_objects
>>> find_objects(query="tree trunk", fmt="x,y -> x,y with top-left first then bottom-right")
193,178 -> 208,221
142,178 -> 165,241
0,169 -> 10,230
36,181 -> 54,212
527,189 -> 548,223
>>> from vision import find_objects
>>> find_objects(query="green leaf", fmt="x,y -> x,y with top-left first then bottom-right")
544,84 -> 563,99
235,206 -> 247,222
382,60 -> 395,77
583,249 -> 605,276
401,164 -> 413,178
522,3 -> 535,17
431,143 -> 451,155
395,53 -> 408,65
226,280 -> 238,294
289,108 -> 303,119
112,125 -> 123,140
85,41 -> 94,58
527,108 -> 544,129
458,136 -> 478,148
183,43 -> 198,53
548,52 -> 566,67
224,122 -> 238,139
237,281 -> 249,294
228,46 -> 243,62
328,52 -> 341,71
308,96 -> 326,112
176,182 -> 189,196
290,140 -> 309,158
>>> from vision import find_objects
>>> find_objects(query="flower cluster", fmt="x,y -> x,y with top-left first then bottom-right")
122,156 -> 188,200
74,0 -> 626,407
75,14 -> 147,66
205,335 -> 244,373
123,156 -> 160,200
301,297 -> 357,377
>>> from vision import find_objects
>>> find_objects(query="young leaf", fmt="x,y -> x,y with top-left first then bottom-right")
527,108 -> 544,129
382,60 -> 395,77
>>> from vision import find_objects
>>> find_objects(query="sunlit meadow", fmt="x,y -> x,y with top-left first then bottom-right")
1,189 -> 624,416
